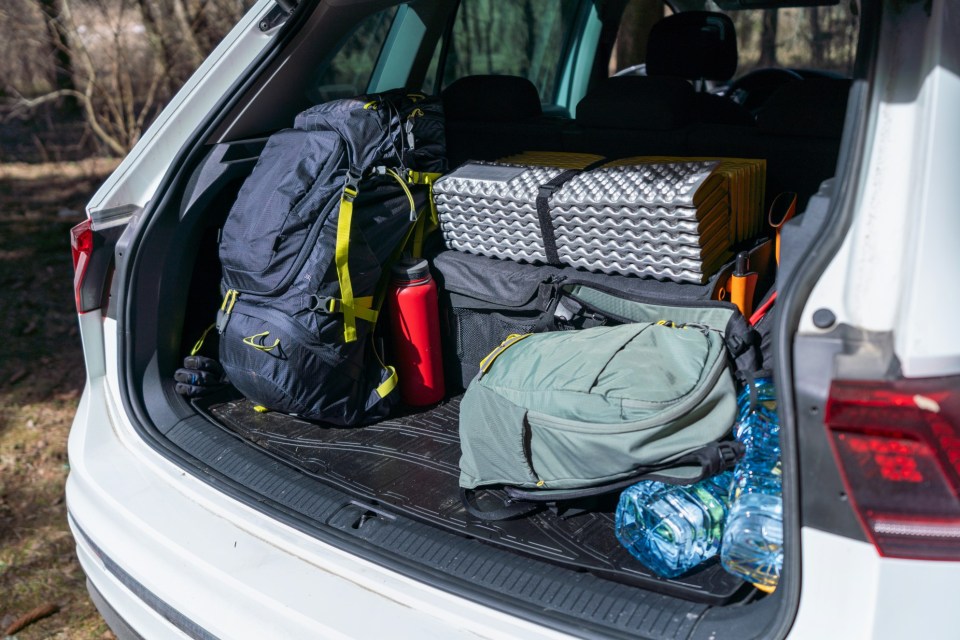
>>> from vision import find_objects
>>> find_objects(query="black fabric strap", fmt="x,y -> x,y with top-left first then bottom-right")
536,169 -> 579,266
736,368 -> 773,410
535,158 -> 611,266
459,488 -> 543,521
532,279 -> 565,332
501,441 -> 744,504
724,312 -> 763,375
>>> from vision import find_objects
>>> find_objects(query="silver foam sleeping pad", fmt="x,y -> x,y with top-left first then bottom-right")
434,163 -> 564,263
434,161 -> 734,284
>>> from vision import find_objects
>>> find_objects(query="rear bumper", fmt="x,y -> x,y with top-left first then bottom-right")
67,371 -> 960,640
85,577 -> 148,640
65,376 -> 571,640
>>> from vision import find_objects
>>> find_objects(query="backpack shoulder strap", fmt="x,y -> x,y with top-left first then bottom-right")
334,167 -> 421,343
459,488 -> 544,521
463,441 -> 744,521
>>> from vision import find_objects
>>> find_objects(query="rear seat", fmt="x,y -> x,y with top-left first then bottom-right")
754,78 -> 851,207
686,77 -> 851,209
563,11 -> 749,160
441,75 -> 569,167
440,36 -> 849,213
562,76 -> 695,157
645,11 -> 753,127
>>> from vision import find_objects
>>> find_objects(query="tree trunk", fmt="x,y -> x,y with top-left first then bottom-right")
137,0 -> 205,94
758,9 -> 779,68
523,0 -> 535,72
808,7 -> 823,68
613,0 -> 662,74
187,0 -> 217,55
35,0 -> 78,113
483,1 -> 494,75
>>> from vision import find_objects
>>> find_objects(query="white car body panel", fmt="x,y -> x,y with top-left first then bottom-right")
791,527 -> 960,639
801,0 -> 960,378
69,369 -> 960,640
69,374 -> 575,640
68,0 -> 960,637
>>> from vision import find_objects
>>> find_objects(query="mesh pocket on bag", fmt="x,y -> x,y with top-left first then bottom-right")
447,308 -> 539,390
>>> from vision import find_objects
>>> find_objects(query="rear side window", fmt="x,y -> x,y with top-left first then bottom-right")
607,3 -> 859,79
310,6 -> 401,102
442,0 -> 581,103
715,5 -> 861,78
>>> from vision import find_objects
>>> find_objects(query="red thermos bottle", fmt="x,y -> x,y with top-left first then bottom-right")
388,258 -> 445,405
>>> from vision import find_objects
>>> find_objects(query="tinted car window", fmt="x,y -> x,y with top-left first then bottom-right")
711,3 -> 860,77
311,5 -> 401,102
442,0 -> 580,102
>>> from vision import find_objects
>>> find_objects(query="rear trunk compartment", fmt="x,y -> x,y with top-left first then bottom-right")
117,28 -> 858,639
137,129 -> 788,626
198,394 -> 748,604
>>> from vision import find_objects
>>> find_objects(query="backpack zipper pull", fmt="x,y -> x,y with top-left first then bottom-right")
216,289 -> 239,334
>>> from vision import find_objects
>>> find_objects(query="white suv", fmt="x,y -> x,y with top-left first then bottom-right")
67,0 -> 960,638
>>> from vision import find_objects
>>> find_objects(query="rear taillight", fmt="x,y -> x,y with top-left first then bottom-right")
825,377 -> 960,560
71,219 -> 95,313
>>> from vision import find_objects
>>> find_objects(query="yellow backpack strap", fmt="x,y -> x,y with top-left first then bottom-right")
334,168 -> 417,343
375,365 -> 398,399
384,168 -> 416,220
407,170 -> 443,237
215,288 -> 239,334
334,172 -> 363,343
407,170 -> 443,185
334,168 -> 443,343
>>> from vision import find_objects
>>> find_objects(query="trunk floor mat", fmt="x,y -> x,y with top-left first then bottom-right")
201,395 -> 747,605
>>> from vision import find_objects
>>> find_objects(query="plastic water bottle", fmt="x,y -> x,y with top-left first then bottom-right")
615,471 -> 733,578
721,376 -> 783,592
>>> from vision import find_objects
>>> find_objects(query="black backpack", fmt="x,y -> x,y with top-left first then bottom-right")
215,90 -> 445,425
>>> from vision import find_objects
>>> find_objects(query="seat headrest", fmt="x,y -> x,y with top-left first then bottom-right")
442,75 -> 542,122
575,76 -> 697,131
756,78 -> 852,138
647,12 -> 738,82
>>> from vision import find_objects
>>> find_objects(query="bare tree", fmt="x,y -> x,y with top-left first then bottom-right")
758,9 -> 779,68
36,0 -> 79,112
808,7 -> 824,68
0,1 -> 55,96
2,0 -> 258,159
6,0 -> 163,155
613,0 -> 663,74
136,0 -> 204,95
184,0 -> 257,53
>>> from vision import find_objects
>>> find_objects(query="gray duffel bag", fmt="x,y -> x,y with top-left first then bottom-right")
458,317 -> 747,519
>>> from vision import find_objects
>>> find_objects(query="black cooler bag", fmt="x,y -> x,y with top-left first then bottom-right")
432,249 -> 732,391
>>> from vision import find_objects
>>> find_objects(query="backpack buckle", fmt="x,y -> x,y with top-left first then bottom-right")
309,295 -> 341,314
538,183 -> 560,201
343,169 -> 361,201
718,441 -> 746,470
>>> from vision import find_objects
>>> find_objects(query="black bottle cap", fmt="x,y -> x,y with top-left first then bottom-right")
391,258 -> 430,282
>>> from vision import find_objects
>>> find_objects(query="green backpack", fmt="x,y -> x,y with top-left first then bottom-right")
458,284 -> 756,520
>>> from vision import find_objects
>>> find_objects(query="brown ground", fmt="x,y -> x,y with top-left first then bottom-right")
0,159 -> 119,639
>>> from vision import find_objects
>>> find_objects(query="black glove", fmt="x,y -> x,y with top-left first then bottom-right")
174,356 -> 227,398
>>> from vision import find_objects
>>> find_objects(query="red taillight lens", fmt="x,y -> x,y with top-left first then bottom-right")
826,378 -> 960,560
71,219 -> 94,313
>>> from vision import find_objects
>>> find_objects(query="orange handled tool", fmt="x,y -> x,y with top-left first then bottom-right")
768,192 -> 798,266
727,252 -> 758,317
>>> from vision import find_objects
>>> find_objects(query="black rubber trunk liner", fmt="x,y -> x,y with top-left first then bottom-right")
199,395 -> 747,605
